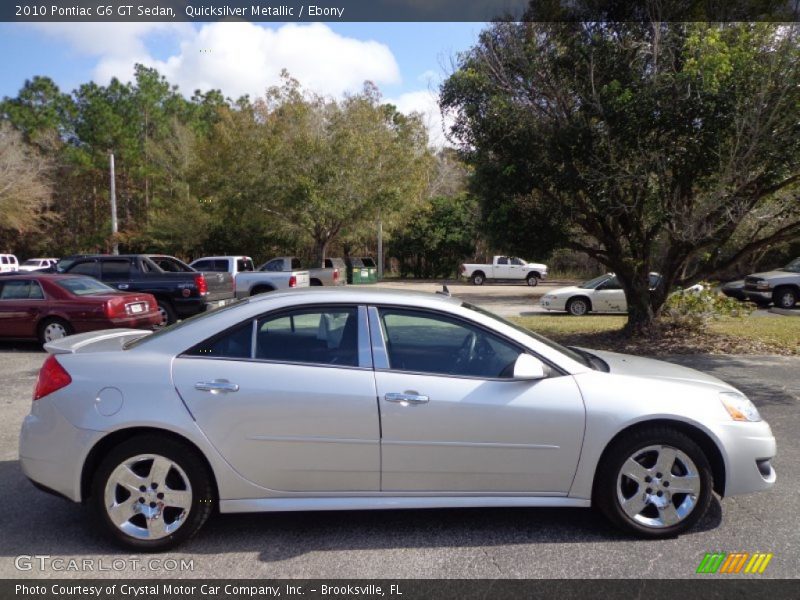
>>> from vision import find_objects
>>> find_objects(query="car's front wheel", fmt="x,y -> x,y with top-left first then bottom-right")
566,297 -> 590,316
594,427 -> 713,538
91,435 -> 215,551
526,274 -> 539,287
773,286 -> 798,309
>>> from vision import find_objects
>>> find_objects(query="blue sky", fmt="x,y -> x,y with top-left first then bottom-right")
0,22 -> 484,144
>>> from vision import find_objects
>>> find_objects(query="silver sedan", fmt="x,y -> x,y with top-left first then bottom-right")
19,288 -> 776,550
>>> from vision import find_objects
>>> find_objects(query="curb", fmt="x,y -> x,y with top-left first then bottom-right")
768,307 -> 800,317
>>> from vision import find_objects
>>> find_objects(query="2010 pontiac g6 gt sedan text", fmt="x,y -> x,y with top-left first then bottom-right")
19,288 -> 776,550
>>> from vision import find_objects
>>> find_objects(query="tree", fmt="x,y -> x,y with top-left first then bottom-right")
389,194 -> 480,278
0,123 -> 53,246
441,20 -> 800,332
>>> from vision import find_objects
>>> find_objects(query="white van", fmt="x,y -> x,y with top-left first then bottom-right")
0,254 -> 19,273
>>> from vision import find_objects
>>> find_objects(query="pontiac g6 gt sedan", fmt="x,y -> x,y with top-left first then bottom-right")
19,288 -> 776,550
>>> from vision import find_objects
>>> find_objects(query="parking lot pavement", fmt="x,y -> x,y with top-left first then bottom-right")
1,338 -> 798,579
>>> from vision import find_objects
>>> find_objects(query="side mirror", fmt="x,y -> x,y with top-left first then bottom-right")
513,354 -> 546,380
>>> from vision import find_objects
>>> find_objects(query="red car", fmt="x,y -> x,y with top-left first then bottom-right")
0,273 -> 160,344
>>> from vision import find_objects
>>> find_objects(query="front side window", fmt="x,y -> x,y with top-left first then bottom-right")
237,259 -> 254,272
511,257 -> 525,265
378,308 -> 521,379
291,258 -> 302,270
598,276 -> 622,290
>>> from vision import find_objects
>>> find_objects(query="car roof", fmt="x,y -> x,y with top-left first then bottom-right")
247,286 -> 461,308
0,272 -> 87,280
191,256 -> 249,260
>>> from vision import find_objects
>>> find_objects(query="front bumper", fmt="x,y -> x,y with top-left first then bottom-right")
720,420 -> 777,496
539,297 -> 566,311
19,397 -> 99,503
744,289 -> 772,301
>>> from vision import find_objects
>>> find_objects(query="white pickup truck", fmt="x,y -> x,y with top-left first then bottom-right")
460,255 -> 548,286
234,259 -> 310,298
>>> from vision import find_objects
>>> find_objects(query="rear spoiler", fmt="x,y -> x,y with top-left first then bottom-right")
44,329 -> 153,355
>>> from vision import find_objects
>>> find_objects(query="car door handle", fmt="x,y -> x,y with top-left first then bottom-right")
385,392 -> 429,405
117,284 -> 129,290
195,380 -> 239,394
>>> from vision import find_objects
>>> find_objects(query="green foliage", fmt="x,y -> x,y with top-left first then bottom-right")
663,284 -> 754,328
389,194 -> 479,278
441,18 -> 800,330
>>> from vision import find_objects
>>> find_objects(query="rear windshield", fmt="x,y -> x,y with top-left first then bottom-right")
56,277 -> 116,296
124,298 -> 248,349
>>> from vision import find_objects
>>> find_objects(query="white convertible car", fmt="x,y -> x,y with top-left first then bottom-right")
540,273 -> 663,315
19,288 -> 775,550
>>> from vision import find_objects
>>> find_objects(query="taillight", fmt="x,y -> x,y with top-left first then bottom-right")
333,269 -> 339,282
289,275 -> 297,288
33,355 -> 72,401
194,274 -> 208,295
104,297 -> 125,318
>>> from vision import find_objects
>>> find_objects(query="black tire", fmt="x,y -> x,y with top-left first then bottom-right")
155,300 -> 177,328
37,317 -> 73,345
91,434 -> 215,552
566,297 -> 590,316
773,286 -> 798,309
526,274 -> 540,287
471,272 -> 485,286
250,285 -> 275,296
593,426 -> 713,539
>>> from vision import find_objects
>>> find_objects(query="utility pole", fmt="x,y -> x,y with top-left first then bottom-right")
109,151 -> 119,255
377,214 -> 383,280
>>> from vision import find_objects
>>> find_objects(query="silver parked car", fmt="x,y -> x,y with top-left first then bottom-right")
19,288 -> 776,550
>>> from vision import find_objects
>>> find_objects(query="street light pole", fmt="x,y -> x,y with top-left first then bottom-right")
377,214 -> 383,280
109,151 -> 119,255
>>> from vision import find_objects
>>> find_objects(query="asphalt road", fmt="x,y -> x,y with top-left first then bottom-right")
0,285 -> 798,579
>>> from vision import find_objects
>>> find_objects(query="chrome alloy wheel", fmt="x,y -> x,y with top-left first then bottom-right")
104,454 -> 192,540
616,444 -> 701,528
43,322 -> 68,342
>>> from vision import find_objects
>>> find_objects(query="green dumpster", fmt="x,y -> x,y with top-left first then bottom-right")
346,257 -> 371,284
360,257 -> 378,283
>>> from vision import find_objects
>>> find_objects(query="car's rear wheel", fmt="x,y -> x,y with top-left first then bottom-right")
471,273 -> 485,286
594,427 -> 713,538
38,318 -> 72,345
773,286 -> 798,309
566,297 -> 590,316
526,274 -> 540,287
91,435 -> 214,551
155,300 -> 176,328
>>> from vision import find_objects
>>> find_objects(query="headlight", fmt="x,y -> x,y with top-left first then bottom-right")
756,281 -> 770,290
720,392 -> 762,422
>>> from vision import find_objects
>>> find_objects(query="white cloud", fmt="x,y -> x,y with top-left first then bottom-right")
34,21 -> 400,100
389,89 -> 452,148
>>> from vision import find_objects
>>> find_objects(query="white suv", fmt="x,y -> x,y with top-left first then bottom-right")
0,254 -> 19,273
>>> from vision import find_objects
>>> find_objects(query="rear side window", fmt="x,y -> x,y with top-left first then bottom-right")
1,257 -> 7,264
0,280 -> 43,300
183,307 -> 360,367
101,259 -> 131,280
256,307 -> 359,366
186,322 -> 253,359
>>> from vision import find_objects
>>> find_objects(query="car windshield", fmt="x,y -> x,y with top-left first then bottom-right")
56,277 -> 116,296
461,302 -> 597,369
578,274 -> 610,289
781,258 -> 800,273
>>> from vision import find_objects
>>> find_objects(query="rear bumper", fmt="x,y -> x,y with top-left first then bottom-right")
108,313 -> 160,328
19,398 -> 100,503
